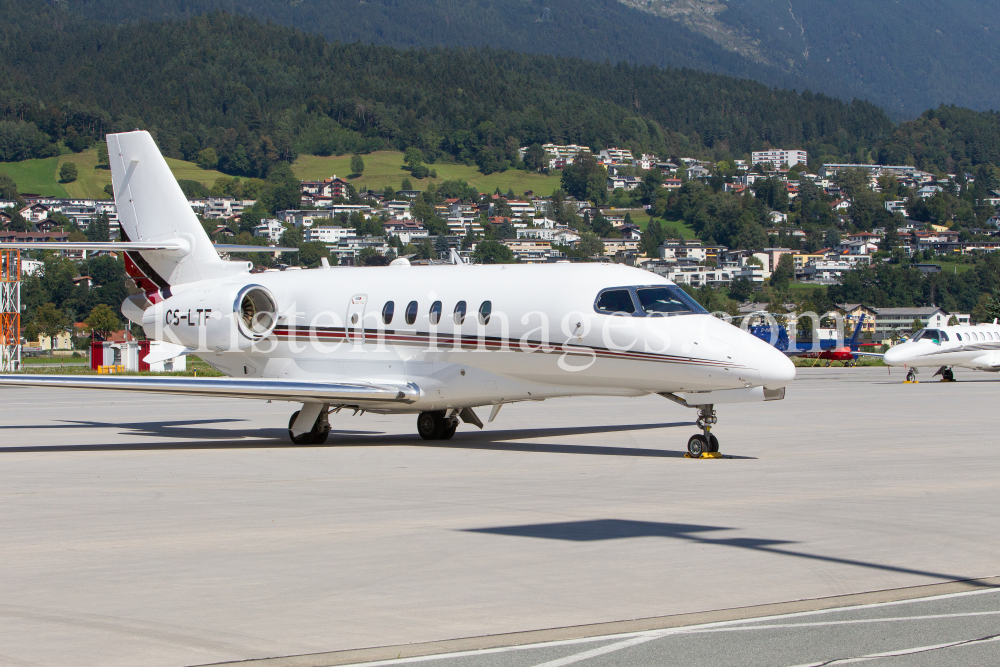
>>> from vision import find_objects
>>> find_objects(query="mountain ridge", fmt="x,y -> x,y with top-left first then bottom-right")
60,0 -> 1000,118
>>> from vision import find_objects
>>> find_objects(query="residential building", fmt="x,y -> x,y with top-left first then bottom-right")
838,304 -> 879,334
502,239 -> 552,263
253,219 -> 286,243
873,307 -> 953,337
751,149 -> 807,169
607,176 -> 642,191
600,238 -> 641,255
819,164 -> 919,178
598,148 -> 634,164
791,252 -> 825,274
300,176 -> 349,200
517,144 -> 590,162
305,226 -> 357,243
203,198 -> 256,219
384,219 -> 429,244
326,236 -> 392,264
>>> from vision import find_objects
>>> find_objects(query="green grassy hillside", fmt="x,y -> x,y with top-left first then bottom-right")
291,152 -> 563,197
0,156 -> 68,197
1,149 -> 230,199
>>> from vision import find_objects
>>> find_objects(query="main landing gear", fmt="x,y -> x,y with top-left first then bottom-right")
933,366 -> 955,382
906,368 -> 918,383
686,405 -> 720,458
288,407 -> 331,445
417,410 -> 458,440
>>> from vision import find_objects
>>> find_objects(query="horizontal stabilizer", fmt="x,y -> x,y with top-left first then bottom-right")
0,375 -> 420,404
0,241 -> 189,252
141,343 -> 192,366
0,241 -> 296,254
214,244 -> 298,253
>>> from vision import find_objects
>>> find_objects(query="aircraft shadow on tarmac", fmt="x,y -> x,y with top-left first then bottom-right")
466,518 -> 984,584
0,419 -> 758,459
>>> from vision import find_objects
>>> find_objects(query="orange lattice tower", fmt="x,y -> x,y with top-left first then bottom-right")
0,249 -> 20,372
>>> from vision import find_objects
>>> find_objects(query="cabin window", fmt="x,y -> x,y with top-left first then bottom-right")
382,301 -> 394,325
940,331 -> 949,341
595,289 -> 636,315
429,301 -> 442,325
956,333 -> 963,341
635,286 -> 707,316
478,301 -> 492,325
405,300 -> 418,325
454,301 -> 467,325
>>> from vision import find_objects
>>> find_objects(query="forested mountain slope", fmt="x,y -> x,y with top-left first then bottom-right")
0,1 -> 894,177
62,0 -> 1000,118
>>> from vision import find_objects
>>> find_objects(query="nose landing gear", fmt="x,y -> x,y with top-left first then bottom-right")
686,405 -> 721,458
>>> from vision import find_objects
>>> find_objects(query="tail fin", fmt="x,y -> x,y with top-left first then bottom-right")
849,315 -> 865,344
108,131 -> 247,286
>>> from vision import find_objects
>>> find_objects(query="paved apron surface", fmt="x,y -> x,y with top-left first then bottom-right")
1,367 -> 998,666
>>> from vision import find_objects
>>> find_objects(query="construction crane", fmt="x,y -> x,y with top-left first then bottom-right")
0,249 -> 20,372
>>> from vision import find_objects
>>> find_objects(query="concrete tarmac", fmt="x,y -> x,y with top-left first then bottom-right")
1,366 -> 999,666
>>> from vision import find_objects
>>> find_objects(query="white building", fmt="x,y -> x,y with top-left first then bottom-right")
751,149 -> 808,169
203,198 -> 256,219
305,226 -> 357,243
517,143 -> 591,162
598,148 -> 634,164
253,219 -> 286,243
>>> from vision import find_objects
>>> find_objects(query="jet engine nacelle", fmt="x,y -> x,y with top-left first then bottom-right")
142,283 -> 278,352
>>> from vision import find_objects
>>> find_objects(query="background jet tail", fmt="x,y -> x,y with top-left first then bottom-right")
108,130 -> 248,287
849,316 -> 865,344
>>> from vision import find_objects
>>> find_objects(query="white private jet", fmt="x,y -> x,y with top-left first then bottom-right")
884,324 -> 1000,382
0,131 -> 795,457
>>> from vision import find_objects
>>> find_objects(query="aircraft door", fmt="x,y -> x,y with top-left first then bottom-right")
347,294 -> 367,344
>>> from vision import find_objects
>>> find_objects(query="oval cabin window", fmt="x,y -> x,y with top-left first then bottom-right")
405,301 -> 418,325
429,301 -> 442,325
382,301 -> 394,325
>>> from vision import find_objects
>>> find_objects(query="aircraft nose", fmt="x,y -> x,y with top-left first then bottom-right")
883,345 -> 906,366
759,345 -> 796,389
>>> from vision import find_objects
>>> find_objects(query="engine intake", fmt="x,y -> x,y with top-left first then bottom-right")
237,286 -> 277,340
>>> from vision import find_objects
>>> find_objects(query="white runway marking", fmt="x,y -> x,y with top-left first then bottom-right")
337,587 -> 1000,667
783,634 -> 1000,666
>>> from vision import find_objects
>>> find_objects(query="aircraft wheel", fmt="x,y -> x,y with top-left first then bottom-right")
312,423 -> 331,445
417,411 -> 445,440
288,410 -> 329,445
708,434 -> 720,453
688,434 -> 709,458
825,361 -> 832,367
906,369 -> 916,382
943,368 -> 955,382
440,421 -> 458,440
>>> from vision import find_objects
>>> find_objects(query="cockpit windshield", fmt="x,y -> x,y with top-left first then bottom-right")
911,329 -> 947,344
636,286 -> 707,316
594,285 -> 708,317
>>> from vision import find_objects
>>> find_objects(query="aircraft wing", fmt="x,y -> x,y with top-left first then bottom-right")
0,375 -> 419,404
853,351 -> 884,358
